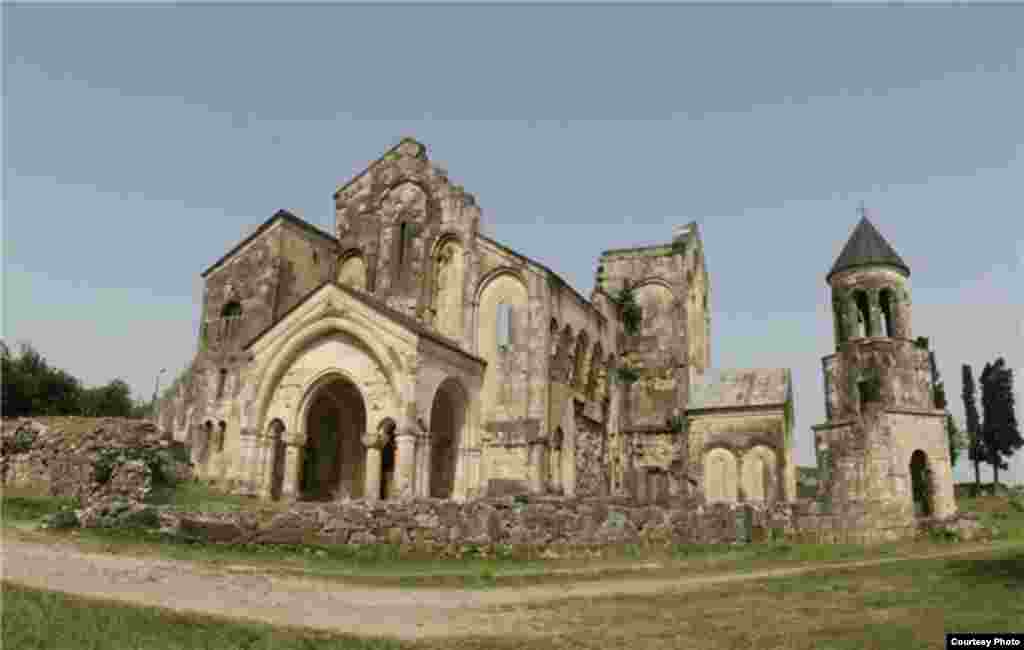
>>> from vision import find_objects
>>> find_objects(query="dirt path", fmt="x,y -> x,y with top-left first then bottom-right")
2,537 -> 1012,640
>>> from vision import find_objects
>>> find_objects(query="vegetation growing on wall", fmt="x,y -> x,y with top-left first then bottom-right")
610,285 -> 642,336
665,414 -> 685,434
615,364 -> 640,385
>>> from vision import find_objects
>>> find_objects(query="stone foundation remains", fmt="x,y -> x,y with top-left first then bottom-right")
155,494 -> 941,551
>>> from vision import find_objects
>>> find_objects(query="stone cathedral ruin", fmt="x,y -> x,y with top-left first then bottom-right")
157,138 -> 956,544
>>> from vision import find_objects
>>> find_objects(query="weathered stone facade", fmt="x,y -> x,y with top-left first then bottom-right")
812,215 -> 957,530
156,139 -> 795,509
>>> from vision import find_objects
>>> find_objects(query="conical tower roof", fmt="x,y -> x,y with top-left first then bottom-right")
827,215 -> 910,282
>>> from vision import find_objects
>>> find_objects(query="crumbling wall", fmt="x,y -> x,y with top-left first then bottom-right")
574,415 -> 607,497
153,494 -> 925,553
1,417 -> 191,504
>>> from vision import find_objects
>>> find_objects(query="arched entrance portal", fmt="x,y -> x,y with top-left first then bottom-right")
301,376 -> 367,501
429,378 -> 468,499
909,449 -> 933,517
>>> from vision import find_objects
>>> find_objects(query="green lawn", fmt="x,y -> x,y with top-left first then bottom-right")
6,544 -> 1024,650
415,545 -> 1024,650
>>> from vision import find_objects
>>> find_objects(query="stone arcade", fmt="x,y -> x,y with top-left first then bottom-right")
157,139 -> 954,536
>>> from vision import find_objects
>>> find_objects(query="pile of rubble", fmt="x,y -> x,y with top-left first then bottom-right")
1,417 -> 192,528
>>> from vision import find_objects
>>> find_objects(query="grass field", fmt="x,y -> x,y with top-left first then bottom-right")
435,544 -> 1024,650
5,544 -> 1024,650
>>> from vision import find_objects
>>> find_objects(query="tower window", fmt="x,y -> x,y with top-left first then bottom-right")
217,368 -> 228,399
221,301 -> 243,340
879,289 -> 894,337
854,291 -> 870,338
858,376 -> 881,405
496,303 -> 513,352
218,421 -> 227,452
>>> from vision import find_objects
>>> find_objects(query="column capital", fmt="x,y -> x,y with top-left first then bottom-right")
361,430 -> 390,449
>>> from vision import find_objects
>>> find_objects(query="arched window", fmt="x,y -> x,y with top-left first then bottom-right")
217,368 -> 228,399
397,222 -> 409,268
218,421 -> 226,452
879,289 -> 894,337
573,331 -> 589,392
854,291 -> 870,338
221,301 -> 242,340
496,303 -> 513,352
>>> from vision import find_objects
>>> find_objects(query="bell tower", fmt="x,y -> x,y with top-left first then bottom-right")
813,206 -> 956,535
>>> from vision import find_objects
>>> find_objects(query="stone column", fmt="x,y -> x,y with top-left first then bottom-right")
258,435 -> 276,498
362,430 -> 388,503
635,466 -> 649,504
394,430 -> 417,499
528,439 -> 547,494
867,289 -> 881,338
847,297 -> 863,340
237,429 -> 256,495
279,442 -> 304,501
647,470 -> 660,504
417,434 -> 432,497
549,447 -> 562,494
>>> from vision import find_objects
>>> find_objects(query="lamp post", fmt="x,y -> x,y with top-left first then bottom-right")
152,368 -> 167,419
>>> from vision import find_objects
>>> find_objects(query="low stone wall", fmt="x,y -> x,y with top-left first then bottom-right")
155,494 -> 928,552
1,417 -> 192,504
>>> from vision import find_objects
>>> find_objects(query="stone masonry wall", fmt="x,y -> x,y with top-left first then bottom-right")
160,494 -> 921,552
574,415 -> 608,497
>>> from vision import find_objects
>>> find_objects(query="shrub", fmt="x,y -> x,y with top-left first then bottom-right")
93,446 -> 172,487
42,508 -> 80,530
928,527 -> 961,543
6,426 -> 39,455
616,365 -> 641,385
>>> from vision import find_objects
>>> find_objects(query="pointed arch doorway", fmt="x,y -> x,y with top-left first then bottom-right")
429,378 -> 468,499
300,375 -> 367,501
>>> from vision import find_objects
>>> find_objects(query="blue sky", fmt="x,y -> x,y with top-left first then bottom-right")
4,3 -> 1022,483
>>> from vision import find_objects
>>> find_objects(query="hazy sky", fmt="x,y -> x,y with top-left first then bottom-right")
4,3 -> 1022,483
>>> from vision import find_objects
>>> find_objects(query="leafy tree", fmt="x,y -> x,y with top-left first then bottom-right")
945,414 -> 965,468
928,351 -> 963,467
980,358 -> 1022,492
1,342 -> 81,417
1,340 -> 149,419
79,379 -> 135,418
963,364 -> 986,490
130,399 -> 154,419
